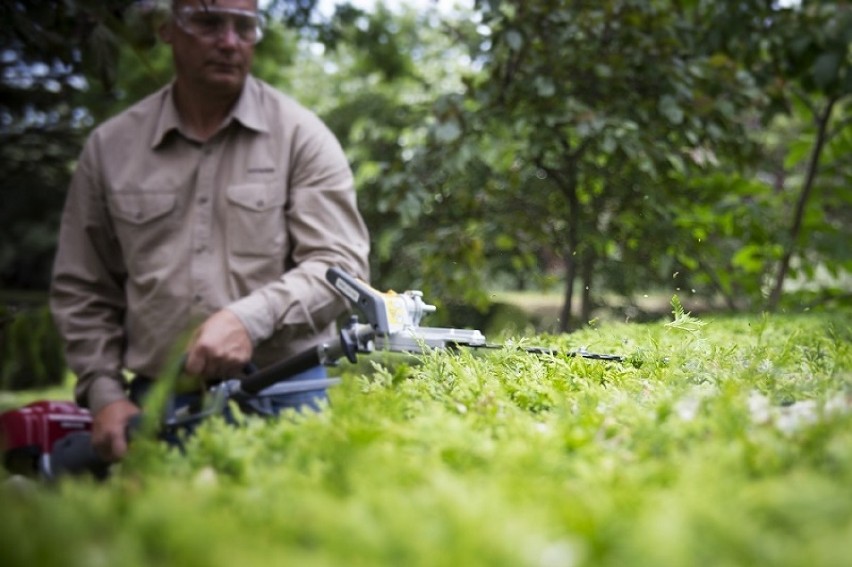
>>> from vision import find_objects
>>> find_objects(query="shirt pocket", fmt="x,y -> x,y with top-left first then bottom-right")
226,182 -> 286,256
107,191 -> 180,273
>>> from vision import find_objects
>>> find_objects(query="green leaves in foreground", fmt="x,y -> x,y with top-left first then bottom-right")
1,311 -> 850,567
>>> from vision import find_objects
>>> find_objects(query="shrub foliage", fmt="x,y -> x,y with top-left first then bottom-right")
0,303 -> 65,391
1,310 -> 850,566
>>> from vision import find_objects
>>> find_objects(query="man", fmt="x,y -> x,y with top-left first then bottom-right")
50,0 -> 370,462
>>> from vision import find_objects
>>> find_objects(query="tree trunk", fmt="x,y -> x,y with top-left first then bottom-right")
558,177 -> 581,333
580,250 -> 596,324
766,97 -> 836,311
559,252 -> 577,332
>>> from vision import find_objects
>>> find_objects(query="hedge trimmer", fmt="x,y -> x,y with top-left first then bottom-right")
0,268 -> 622,481
236,268 -> 622,398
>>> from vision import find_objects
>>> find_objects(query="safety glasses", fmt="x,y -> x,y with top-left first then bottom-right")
174,6 -> 265,45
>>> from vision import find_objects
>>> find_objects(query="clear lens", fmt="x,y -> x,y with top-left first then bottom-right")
175,7 -> 265,45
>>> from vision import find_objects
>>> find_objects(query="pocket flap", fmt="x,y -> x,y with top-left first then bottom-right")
109,192 -> 177,225
226,183 -> 284,212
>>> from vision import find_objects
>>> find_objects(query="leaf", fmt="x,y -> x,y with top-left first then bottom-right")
505,29 -> 523,52
534,76 -> 555,97
665,295 -> 707,335
666,154 -> 686,175
658,95 -> 684,125
811,51 -> 841,91
731,244 -> 768,274
433,120 -> 462,143
783,138 -> 813,170
495,234 -> 515,250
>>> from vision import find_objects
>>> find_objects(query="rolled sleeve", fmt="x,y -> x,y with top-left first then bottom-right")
228,114 -> 369,347
50,141 -> 130,410
79,376 -> 130,415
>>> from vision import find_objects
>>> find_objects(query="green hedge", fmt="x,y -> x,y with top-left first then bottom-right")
2,310 -> 851,566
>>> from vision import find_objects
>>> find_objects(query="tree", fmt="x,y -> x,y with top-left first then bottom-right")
403,0 -> 766,330
619,0 -> 852,313
0,1 -> 121,289
277,2 -> 488,306
752,2 -> 851,309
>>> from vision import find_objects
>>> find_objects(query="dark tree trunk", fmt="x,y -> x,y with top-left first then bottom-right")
558,176 -> 581,333
559,252 -> 577,332
766,97 -> 836,311
580,250 -> 596,324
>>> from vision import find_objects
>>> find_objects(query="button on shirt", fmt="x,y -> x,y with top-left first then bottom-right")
50,76 -> 370,412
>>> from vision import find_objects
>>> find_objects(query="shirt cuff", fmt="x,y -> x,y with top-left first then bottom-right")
227,292 -> 277,345
85,376 -> 130,415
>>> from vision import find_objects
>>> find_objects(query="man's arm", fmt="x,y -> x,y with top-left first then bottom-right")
50,140 -> 136,458
227,115 -> 370,348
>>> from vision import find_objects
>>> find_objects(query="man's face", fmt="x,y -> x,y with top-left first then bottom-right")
164,0 -> 261,96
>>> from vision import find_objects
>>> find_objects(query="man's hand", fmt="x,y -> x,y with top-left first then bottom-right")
185,308 -> 253,380
92,399 -> 141,462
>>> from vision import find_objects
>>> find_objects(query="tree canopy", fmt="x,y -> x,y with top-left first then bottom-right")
1,0 -> 849,327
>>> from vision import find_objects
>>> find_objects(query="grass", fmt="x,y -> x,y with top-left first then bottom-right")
491,287 -> 740,334
1,306 -> 850,567
0,377 -> 75,411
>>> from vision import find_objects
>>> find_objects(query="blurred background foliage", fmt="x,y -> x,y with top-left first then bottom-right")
0,0 -> 850,386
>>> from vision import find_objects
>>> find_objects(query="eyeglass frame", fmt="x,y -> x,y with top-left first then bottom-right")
172,6 -> 266,45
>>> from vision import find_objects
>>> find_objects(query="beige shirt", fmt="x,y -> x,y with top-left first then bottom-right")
51,76 -> 370,413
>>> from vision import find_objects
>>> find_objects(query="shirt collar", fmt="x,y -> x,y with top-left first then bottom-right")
151,84 -> 182,149
230,76 -> 269,134
150,76 -> 269,149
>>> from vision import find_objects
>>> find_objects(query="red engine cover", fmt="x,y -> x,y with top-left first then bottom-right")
0,400 -> 92,455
